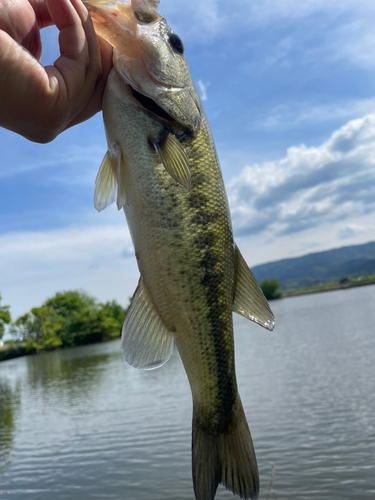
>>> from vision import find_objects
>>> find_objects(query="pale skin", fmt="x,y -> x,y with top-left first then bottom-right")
0,0 -> 113,143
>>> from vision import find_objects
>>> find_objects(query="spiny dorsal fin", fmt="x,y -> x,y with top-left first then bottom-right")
233,244 -> 275,331
94,150 -> 118,212
121,277 -> 175,369
155,133 -> 191,191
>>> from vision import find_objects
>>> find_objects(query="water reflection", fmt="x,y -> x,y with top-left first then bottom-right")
0,379 -> 20,467
25,342 -> 120,407
0,286 -> 374,499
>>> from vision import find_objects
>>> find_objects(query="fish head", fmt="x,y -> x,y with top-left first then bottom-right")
84,0 -> 202,135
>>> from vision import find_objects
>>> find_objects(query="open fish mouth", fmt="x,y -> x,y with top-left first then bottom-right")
130,87 -> 176,122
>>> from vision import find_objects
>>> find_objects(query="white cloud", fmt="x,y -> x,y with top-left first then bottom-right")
229,114 -> 375,239
37,0 -> 375,74
0,220 -> 139,319
0,120 -> 105,184
237,215 -> 375,269
255,98 -> 375,131
161,0 -> 221,39
329,17 -> 375,68
338,224 -> 366,240
162,0 -> 375,38
0,147 -> 101,181
197,80 -> 209,102
3,114 -> 375,319
244,0 -> 374,23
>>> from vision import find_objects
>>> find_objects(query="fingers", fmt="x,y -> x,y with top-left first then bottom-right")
0,0 -> 111,142
0,0 -> 43,58
0,29 -> 51,141
47,0 -> 113,131
29,0 -> 53,29
35,0 -> 104,139
66,35 -> 113,129
46,0 -> 100,106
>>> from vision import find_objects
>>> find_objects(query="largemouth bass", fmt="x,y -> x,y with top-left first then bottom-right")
85,1 -> 275,498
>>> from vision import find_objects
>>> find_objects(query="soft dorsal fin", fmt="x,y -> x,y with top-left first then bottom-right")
121,277 -> 175,369
232,245 -> 275,331
154,133 -> 191,191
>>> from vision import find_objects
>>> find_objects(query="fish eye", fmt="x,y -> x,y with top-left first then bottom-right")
168,33 -> 184,55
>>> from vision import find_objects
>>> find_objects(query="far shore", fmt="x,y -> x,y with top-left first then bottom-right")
0,336 -> 119,363
2,277 -> 375,363
281,277 -> 375,298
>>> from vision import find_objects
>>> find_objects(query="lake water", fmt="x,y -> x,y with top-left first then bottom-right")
1,285 -> 375,500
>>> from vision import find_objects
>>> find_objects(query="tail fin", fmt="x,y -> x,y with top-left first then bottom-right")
192,403 -> 259,500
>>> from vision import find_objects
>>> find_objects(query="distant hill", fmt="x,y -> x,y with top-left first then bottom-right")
251,241 -> 375,291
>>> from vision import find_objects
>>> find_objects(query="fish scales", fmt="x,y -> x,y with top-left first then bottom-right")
107,76 -> 236,430
182,117 -> 237,435
85,1 -> 275,499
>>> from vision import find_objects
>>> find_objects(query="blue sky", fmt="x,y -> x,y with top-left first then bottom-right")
1,0 -> 375,318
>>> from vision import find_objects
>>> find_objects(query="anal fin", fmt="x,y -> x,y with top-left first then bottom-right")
121,277 -> 175,369
233,244 -> 275,331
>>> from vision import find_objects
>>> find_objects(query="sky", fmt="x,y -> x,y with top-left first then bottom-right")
1,0 -> 375,319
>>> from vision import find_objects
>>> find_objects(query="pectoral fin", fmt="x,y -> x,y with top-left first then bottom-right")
121,277 -> 175,369
155,133 -> 191,191
94,151 -> 118,212
94,143 -> 129,211
233,244 -> 275,331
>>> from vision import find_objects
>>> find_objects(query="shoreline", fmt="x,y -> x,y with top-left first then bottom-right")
0,336 -> 120,363
2,279 -> 374,362
281,278 -> 375,298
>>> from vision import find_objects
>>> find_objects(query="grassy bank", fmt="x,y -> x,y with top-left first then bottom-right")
0,290 -> 128,363
282,274 -> 375,297
3,277 -> 374,363
0,335 -> 121,363
0,342 -> 29,362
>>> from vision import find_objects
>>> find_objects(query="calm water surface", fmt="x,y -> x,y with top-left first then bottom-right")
1,285 -> 375,499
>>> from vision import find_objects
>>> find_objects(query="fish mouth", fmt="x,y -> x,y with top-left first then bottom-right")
130,87 -> 187,132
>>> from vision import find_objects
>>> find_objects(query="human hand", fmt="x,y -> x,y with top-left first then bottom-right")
0,0 -> 113,143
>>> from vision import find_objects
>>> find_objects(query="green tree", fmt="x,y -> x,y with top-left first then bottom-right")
10,306 -> 63,352
44,290 -> 98,346
44,291 -> 126,345
0,293 -> 11,341
100,299 -> 127,326
10,290 -> 127,352
260,279 -> 282,300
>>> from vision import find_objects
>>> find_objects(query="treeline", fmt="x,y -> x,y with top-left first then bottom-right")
260,279 -> 282,300
0,290 -> 128,355
0,279 -> 281,361
0,293 -> 11,340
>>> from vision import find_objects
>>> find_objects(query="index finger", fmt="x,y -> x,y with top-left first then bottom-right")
45,0 -> 100,104
29,0 -> 53,28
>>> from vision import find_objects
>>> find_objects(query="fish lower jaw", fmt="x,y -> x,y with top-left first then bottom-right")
129,86 -> 175,123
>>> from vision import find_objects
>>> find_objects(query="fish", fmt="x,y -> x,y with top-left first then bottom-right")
84,1 -> 275,498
